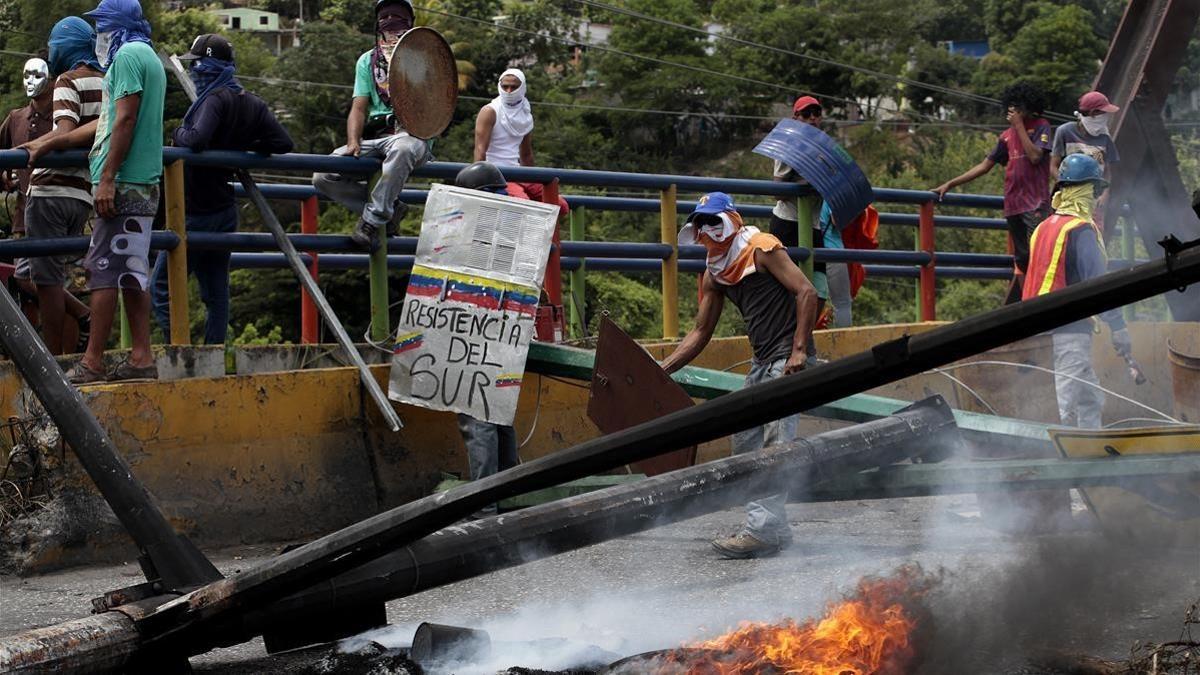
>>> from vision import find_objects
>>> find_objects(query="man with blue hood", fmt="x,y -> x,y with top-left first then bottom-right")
27,0 -> 166,383
22,17 -> 104,356
148,33 -> 293,345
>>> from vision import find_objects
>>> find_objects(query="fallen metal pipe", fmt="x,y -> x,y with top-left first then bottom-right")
0,279 -> 221,590
134,236 -> 1200,654
230,397 -> 960,653
0,396 -> 957,671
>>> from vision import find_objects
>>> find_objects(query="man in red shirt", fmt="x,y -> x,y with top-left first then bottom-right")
932,83 -> 1052,303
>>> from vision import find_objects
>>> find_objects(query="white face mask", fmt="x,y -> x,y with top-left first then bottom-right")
23,58 -> 49,98
498,76 -> 526,106
1077,111 -> 1110,137
95,31 -> 113,68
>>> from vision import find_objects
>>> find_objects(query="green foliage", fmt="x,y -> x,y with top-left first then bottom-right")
232,322 -> 285,345
1002,4 -> 1107,113
155,8 -> 219,56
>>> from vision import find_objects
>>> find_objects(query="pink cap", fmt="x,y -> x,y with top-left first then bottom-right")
1078,91 -> 1119,113
793,96 -> 821,114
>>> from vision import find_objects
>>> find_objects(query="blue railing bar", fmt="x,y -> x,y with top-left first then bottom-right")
1,150 -> 1004,206
0,232 -> 180,257
877,212 -> 1007,230
230,253 -> 417,271
559,241 -> 673,259
934,251 -> 1014,266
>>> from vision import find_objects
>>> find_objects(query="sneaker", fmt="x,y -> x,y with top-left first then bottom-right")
388,201 -> 409,236
350,218 -> 382,253
711,530 -> 781,559
65,360 -> 106,385
108,358 -> 159,382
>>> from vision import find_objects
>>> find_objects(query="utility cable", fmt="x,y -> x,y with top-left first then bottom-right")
569,0 -> 1075,123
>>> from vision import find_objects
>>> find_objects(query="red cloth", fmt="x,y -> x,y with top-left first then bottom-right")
506,181 -> 569,216
840,205 -> 879,297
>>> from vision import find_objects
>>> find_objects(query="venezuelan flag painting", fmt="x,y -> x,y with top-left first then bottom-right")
446,278 -> 504,310
494,373 -> 523,388
501,289 -> 539,317
406,272 -> 443,298
393,331 -> 424,354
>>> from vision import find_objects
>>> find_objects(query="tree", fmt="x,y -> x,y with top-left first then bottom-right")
1001,4 -> 1107,113
905,44 -> 977,117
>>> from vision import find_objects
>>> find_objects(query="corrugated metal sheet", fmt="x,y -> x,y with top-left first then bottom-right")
753,119 -> 873,229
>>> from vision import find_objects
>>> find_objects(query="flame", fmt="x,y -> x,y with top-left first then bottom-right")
661,566 -> 936,675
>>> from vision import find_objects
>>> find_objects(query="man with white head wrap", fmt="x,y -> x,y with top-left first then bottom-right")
472,68 -> 568,213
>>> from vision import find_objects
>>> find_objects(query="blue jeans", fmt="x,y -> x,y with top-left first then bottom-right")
151,206 -> 237,344
730,356 -> 799,544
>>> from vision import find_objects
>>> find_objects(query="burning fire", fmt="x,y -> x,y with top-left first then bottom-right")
663,565 -> 936,675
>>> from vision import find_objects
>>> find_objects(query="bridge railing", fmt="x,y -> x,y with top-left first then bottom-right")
0,148 -> 1017,344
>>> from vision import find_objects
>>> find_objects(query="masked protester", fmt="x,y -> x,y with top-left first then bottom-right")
312,0 -> 433,253
1022,155 -> 1131,429
660,192 -> 818,559
1,57 -> 54,328
147,34 -> 293,346
20,18 -> 104,356
1,58 -> 53,238
25,0 -> 165,384
932,83 -> 1053,304
1050,91 -> 1120,234
471,68 -> 568,215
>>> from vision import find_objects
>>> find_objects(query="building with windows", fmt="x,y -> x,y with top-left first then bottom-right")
209,7 -> 299,55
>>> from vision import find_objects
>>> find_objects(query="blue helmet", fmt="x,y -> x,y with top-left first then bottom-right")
1057,154 -> 1107,189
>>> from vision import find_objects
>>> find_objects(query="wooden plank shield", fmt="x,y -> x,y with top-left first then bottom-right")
389,27 -> 458,140
587,317 -> 697,475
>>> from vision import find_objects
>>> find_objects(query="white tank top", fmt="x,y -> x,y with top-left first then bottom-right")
485,100 -> 523,167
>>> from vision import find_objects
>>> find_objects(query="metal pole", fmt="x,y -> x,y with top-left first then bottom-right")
568,206 -> 586,338
368,222 -> 389,344
919,200 -> 937,321
660,184 -> 678,340
136,238 -> 1200,649
238,172 -> 402,432
1122,217 -> 1136,323
119,294 -> 132,349
300,196 -> 319,344
797,196 -> 816,282
0,289 -> 220,589
542,179 -> 564,307
164,160 -> 191,345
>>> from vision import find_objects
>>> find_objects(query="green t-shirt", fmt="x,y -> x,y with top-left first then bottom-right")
89,41 -> 166,186
354,50 -> 392,122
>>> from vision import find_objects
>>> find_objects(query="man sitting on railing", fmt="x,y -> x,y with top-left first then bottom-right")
312,0 -> 432,254
661,192 -> 818,559
149,33 -> 293,345
472,68 -> 569,216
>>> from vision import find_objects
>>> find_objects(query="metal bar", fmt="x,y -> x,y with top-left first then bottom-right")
918,200 -> 936,321
661,184 -> 678,340
118,294 -> 132,350
0,149 -> 1005,206
135,239 -> 1200,650
164,160 -> 191,346
568,206 -> 586,338
0,232 -> 179,257
368,227 -> 390,344
300,197 -> 319,345
0,283 -> 221,589
807,454 -> 1200,501
542,179 -> 565,307
238,172 -> 401,432
797,196 -> 816,281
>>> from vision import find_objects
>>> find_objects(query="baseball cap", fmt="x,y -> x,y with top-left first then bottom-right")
685,192 -> 736,222
793,95 -> 821,114
1078,91 -> 1119,113
178,34 -> 234,62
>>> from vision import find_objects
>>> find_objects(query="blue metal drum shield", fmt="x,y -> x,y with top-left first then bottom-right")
753,119 -> 873,228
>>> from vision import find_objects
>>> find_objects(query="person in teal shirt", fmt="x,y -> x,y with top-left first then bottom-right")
312,0 -> 433,253
34,0 -> 165,384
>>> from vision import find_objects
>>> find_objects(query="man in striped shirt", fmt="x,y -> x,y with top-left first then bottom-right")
24,17 -> 104,355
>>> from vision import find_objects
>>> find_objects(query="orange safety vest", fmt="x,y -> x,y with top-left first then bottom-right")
1021,214 -> 1098,300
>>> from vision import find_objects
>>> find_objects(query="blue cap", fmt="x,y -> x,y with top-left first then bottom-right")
686,192 -> 736,222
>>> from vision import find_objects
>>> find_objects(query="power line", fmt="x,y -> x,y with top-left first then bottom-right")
569,0 -> 1076,123
414,4 -> 1002,132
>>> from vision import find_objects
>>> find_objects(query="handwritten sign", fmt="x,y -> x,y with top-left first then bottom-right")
388,184 -> 560,424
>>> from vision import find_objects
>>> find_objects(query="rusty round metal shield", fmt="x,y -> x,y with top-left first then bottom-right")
388,27 -> 459,139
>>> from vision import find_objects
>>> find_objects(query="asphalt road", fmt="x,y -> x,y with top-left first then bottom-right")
2,493 -> 1197,674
